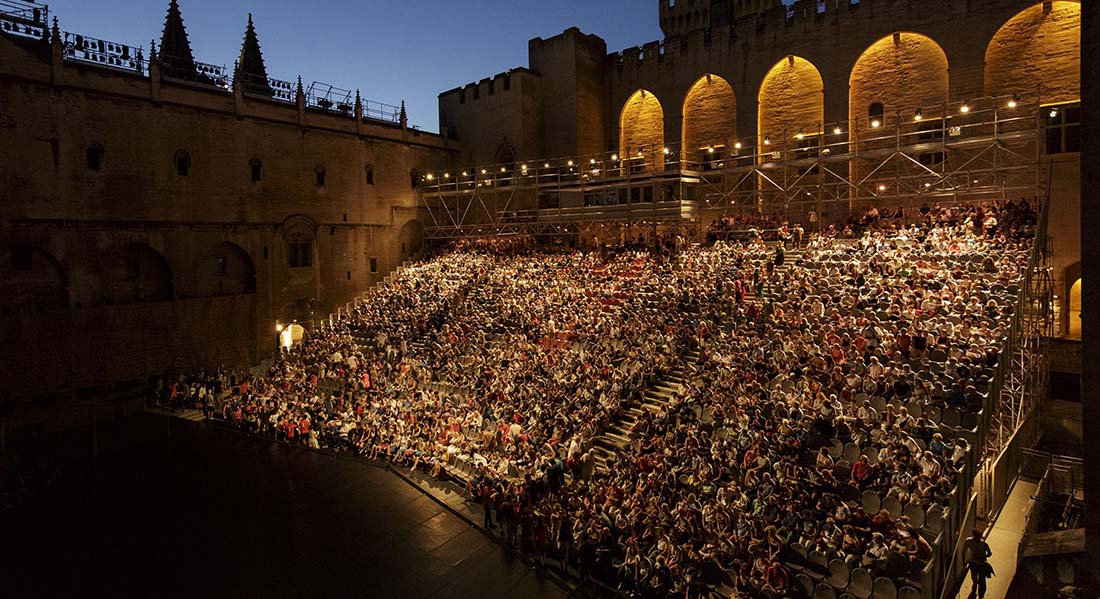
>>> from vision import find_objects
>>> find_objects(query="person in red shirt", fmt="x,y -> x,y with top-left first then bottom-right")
851,455 -> 876,488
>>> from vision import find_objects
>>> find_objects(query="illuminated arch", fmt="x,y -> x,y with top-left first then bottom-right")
758,55 -> 824,147
984,1 -> 1080,104
619,89 -> 665,169
849,32 -> 949,129
681,74 -> 737,163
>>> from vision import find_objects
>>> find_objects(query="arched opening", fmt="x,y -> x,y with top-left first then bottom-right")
174,150 -> 191,177
849,32 -> 949,131
758,55 -> 824,149
682,74 -> 736,170
619,89 -> 665,173
0,245 -> 69,313
984,1 -> 1080,104
1068,278 -> 1081,339
195,242 -> 256,296
249,157 -> 263,183
101,243 -> 173,305
279,323 -> 306,350
398,220 -> 425,258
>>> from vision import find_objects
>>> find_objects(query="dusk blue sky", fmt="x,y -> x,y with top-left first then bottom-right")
43,0 -> 670,132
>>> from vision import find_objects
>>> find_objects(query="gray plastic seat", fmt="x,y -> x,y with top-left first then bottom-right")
827,438 -> 845,459
862,446 -> 880,465
923,504 -> 944,535
827,559 -> 850,588
815,583 -> 838,599
809,550 -> 829,572
862,490 -> 882,515
903,503 -> 926,529
882,496 -> 903,518
873,577 -> 897,599
797,573 -> 815,597
847,568 -> 874,599
898,587 -> 921,599
843,442 -> 861,461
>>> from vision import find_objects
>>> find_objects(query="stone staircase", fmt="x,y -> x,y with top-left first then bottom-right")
589,347 -> 702,471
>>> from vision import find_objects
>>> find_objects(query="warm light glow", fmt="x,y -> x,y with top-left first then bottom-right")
462,171 -> 468,176
276,324 -> 284,332
521,164 -> 527,170
500,167 -> 506,172
637,150 -> 644,156
1007,94 -> 1019,108
1049,107 -> 1059,118
871,119 -> 881,128
544,163 -> 550,168
567,160 -> 574,166
734,141 -> 742,149
878,184 -> 887,191
425,173 -> 434,180
913,109 -> 923,121
481,169 -> 487,174
924,182 -> 932,188
795,133 -> 804,140
590,158 -> 597,164
833,126 -> 842,135
707,147 -> 714,153
960,102 -> 970,113
611,154 -> 618,161
764,136 -> 771,145
444,173 -> 450,178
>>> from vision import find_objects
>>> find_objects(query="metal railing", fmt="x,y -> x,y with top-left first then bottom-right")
0,0 -> 47,40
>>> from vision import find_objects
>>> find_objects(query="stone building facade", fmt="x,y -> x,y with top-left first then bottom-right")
0,2 -> 453,402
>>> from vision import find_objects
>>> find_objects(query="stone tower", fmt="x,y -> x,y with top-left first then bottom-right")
237,13 -> 273,96
158,0 -> 198,80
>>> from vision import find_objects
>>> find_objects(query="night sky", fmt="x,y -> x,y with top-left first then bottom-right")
42,0 -> 667,132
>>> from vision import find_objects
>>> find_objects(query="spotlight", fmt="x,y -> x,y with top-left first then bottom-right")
795,133 -> 804,140
444,173 -> 450,178
500,167 -> 506,172
567,160 -> 574,166
1049,107 -> 1059,118
662,147 -> 670,155
924,182 -> 931,188
878,184 -> 887,191
481,169 -> 487,174
914,108 -> 923,122
637,150 -> 644,157
544,163 -> 550,168
871,119 -> 881,128
611,154 -> 618,161
426,173 -> 434,180
834,126 -> 842,135
734,141 -> 742,149
707,147 -> 715,154
462,171 -> 468,176
276,323 -> 284,332
960,101 -> 970,113
764,136 -> 771,145
1007,94 -> 1019,108
521,164 -> 527,170
590,158 -> 597,164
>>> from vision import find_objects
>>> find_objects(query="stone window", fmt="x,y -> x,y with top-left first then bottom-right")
366,164 -> 375,185
287,240 -> 312,268
174,150 -> 191,176
86,144 -> 104,171
868,102 -> 884,128
369,257 -> 378,273
250,158 -> 263,183
315,165 -> 326,187
1044,103 -> 1080,155
215,256 -> 228,275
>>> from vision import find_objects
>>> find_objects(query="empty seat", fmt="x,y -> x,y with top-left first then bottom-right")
828,559 -> 850,588
792,542 -> 809,563
847,568 -> 874,599
862,490 -> 882,515
834,460 -> 852,482
797,573 -> 815,597
815,583 -> 838,599
827,438 -> 845,459
923,504 -> 944,535
809,550 -> 829,572
903,503 -> 926,529
882,496 -> 903,518
898,587 -> 920,599
843,442 -> 861,461
943,407 -> 962,427
862,446 -> 880,465
873,577 -> 897,599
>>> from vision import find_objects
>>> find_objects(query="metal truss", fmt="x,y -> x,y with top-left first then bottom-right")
419,91 -> 1049,241
986,199 -> 1054,457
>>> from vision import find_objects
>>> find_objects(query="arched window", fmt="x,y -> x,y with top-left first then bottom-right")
250,158 -> 263,183
365,164 -> 375,185
314,165 -> 326,187
86,144 -> 104,171
174,150 -> 191,177
410,169 -> 421,189
868,102 -> 885,128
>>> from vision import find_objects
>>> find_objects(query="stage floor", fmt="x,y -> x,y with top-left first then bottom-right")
0,413 -> 569,599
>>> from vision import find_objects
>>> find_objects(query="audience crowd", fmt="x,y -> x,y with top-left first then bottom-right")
155,199 -> 1036,599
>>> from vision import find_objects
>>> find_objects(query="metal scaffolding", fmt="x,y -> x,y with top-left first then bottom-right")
419,91 -> 1049,240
